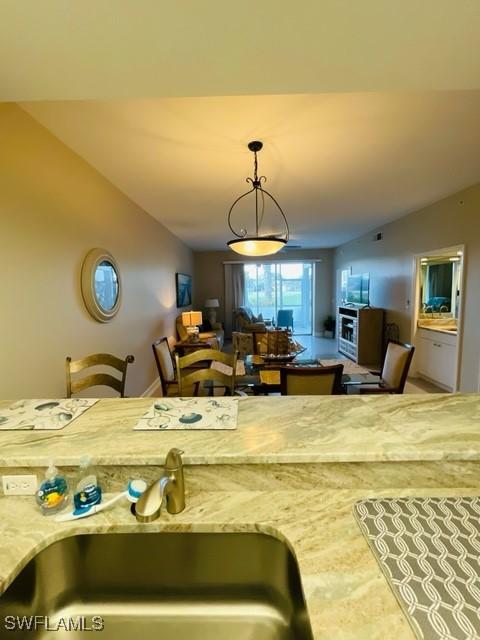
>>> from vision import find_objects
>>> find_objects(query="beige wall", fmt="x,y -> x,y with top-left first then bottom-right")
0,104 -> 192,398
334,183 -> 480,391
193,249 -> 334,335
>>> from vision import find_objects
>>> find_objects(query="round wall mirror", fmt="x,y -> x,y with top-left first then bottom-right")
81,248 -> 122,322
95,260 -> 119,311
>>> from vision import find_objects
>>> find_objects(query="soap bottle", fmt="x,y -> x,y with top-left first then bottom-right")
73,456 -> 102,514
35,462 -> 69,515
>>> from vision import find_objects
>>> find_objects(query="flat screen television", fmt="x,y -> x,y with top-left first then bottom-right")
346,273 -> 370,305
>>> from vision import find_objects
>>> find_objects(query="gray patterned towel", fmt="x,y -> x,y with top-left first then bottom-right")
354,497 -> 480,640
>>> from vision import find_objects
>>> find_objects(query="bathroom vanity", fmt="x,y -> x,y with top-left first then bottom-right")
1,395 -> 480,639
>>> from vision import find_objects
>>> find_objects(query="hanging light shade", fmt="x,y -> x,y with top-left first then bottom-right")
227,141 -> 289,256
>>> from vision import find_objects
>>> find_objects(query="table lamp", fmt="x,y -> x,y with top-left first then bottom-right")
204,298 -> 220,325
181,311 -> 203,342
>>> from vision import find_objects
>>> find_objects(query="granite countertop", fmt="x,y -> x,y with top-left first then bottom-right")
2,394 -> 480,638
418,325 -> 458,336
1,467 -> 479,640
417,318 -> 458,336
1,394 -> 480,466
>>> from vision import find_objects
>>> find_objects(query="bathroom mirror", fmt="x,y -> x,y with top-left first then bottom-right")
81,248 -> 122,322
418,252 -> 463,319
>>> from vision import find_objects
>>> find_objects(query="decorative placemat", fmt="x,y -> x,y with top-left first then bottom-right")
354,497 -> 480,640
0,398 -> 98,431
210,360 -> 246,376
134,397 -> 239,430
259,370 -> 281,386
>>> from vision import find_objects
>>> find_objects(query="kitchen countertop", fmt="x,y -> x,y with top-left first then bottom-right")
2,394 -> 480,638
1,467 -> 479,640
417,325 -> 458,336
1,394 -> 480,466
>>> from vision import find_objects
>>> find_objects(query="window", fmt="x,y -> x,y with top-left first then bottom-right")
244,262 -> 313,334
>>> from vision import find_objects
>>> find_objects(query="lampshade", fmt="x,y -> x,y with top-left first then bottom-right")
204,298 -> 220,308
227,237 -> 287,257
181,311 -> 203,327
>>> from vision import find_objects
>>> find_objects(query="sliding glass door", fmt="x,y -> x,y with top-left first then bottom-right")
244,262 -> 313,334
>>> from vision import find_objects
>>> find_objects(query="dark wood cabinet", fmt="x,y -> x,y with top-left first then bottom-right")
337,306 -> 384,366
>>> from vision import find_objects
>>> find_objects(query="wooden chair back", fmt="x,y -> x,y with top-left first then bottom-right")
65,353 -> 134,398
380,340 -> 415,393
232,332 -> 254,358
152,337 -> 176,396
175,349 -> 238,396
280,364 -> 344,396
254,330 -> 290,355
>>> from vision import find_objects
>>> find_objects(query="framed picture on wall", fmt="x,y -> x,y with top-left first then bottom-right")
176,273 -> 192,308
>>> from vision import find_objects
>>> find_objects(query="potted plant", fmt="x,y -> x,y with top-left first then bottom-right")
323,315 -> 336,339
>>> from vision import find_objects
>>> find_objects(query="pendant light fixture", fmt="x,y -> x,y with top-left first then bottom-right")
227,141 -> 289,256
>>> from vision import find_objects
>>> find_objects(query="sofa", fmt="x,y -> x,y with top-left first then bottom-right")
176,315 -> 224,350
234,306 -> 268,333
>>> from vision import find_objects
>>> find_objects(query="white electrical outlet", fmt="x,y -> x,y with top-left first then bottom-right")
2,474 -> 38,495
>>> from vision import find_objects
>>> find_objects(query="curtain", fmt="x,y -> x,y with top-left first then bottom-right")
232,264 -> 245,310
223,263 -> 245,338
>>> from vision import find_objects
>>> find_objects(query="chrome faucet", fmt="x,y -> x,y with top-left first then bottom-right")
134,448 -> 185,523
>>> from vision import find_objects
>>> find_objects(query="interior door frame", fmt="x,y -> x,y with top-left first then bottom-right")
410,244 -> 465,392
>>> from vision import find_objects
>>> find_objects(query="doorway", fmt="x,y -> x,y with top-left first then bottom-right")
411,245 -> 465,392
244,262 -> 313,335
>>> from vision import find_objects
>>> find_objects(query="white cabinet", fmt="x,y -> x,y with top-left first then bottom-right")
415,329 -> 457,390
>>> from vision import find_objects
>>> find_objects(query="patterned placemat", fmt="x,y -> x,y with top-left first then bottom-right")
0,398 -> 98,430
260,370 -> 281,386
134,397 -> 239,430
354,497 -> 480,640
210,360 -> 246,376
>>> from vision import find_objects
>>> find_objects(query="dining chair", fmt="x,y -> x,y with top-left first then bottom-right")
280,364 -> 344,395
175,349 -> 238,396
276,309 -> 294,332
65,353 -> 134,398
232,331 -> 254,358
152,337 -> 178,396
254,330 -> 290,356
359,340 -> 415,394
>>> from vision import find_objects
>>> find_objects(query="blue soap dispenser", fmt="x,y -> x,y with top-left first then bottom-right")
35,461 -> 69,515
72,455 -> 102,516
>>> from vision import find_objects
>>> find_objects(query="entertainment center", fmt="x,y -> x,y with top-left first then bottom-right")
337,305 -> 384,365
338,273 -> 384,365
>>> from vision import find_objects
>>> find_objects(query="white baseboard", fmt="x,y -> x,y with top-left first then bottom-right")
142,378 -> 161,397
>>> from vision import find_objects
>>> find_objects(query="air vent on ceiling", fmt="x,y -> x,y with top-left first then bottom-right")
282,244 -> 302,251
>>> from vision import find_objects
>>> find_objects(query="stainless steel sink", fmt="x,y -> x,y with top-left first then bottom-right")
0,532 -> 313,639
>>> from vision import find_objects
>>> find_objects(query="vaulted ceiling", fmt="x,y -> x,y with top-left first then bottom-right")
22,92 -> 480,249
4,1 -> 480,249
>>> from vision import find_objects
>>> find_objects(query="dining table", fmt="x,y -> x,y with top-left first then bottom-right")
241,355 -> 381,394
